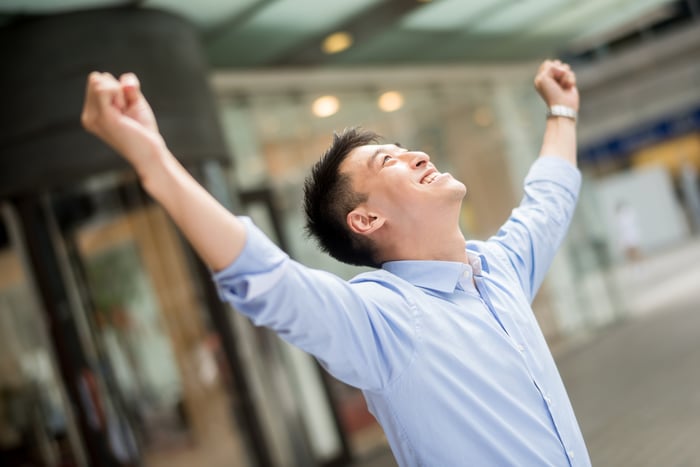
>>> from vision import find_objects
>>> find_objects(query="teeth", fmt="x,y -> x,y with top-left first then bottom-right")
422,173 -> 438,184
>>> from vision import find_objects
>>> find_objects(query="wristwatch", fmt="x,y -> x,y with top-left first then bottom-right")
546,105 -> 577,122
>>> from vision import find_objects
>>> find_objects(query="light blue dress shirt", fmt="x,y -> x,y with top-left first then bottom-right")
214,156 -> 591,466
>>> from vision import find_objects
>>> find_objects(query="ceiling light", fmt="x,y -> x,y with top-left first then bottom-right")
322,32 -> 353,54
312,95 -> 340,118
378,91 -> 404,112
473,106 -> 494,127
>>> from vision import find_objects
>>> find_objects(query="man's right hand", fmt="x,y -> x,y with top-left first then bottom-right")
81,72 -> 165,175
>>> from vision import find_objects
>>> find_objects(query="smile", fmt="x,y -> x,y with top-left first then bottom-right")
420,172 -> 440,184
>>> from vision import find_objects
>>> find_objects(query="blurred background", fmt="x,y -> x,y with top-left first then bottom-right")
0,0 -> 699,466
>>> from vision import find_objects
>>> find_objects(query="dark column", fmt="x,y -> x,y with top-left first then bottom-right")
13,195 -> 120,467
0,7 -> 229,197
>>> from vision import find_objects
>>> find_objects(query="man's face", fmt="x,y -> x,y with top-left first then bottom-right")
340,143 -> 466,234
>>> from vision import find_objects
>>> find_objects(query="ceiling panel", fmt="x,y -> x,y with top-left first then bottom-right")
207,28 -> 310,67
144,0 -> 260,28
244,0 -> 378,32
329,30 -> 453,64
400,0 -> 507,31
533,0 -> 631,36
573,0 -> 679,43
471,0 -> 570,33
205,0 -> 380,67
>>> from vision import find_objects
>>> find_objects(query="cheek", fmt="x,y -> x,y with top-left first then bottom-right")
389,187 -> 429,218
369,184 -> 410,215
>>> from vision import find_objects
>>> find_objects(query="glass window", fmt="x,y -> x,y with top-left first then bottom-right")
0,212 -> 85,467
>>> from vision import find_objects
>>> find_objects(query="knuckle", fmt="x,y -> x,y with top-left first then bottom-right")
81,110 -> 102,130
80,112 -> 93,129
95,81 -> 111,92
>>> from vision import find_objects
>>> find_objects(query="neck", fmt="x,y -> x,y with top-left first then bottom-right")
377,223 -> 468,264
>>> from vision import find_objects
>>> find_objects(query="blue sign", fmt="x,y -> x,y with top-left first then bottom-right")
580,105 -> 700,165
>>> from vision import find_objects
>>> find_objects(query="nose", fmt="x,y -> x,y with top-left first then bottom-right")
402,151 -> 430,169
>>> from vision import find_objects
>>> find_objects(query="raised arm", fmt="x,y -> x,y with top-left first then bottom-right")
81,72 -> 245,271
488,60 -> 581,300
534,59 -> 579,166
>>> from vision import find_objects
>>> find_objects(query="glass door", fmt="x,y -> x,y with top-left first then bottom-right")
47,178 -> 253,467
0,209 -> 85,467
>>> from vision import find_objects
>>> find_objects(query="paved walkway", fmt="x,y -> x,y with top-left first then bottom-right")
355,241 -> 700,467
558,291 -> 700,467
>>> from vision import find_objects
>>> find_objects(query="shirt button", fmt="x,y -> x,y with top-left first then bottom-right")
544,396 -> 552,405
567,450 -> 575,459
517,344 -> 525,352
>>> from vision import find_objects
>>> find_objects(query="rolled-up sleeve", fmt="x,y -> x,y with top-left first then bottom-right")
489,156 -> 581,301
213,217 -> 416,391
213,217 -> 290,303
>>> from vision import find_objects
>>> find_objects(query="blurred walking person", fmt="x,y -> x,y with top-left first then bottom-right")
614,200 -> 643,262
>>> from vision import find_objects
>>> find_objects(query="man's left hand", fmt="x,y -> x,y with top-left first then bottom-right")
534,60 -> 579,112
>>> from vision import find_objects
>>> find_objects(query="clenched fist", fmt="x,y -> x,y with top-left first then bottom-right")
81,72 -> 165,172
534,60 -> 579,112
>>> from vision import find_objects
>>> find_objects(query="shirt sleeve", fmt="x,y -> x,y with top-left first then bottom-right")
488,156 -> 581,302
212,217 -> 416,391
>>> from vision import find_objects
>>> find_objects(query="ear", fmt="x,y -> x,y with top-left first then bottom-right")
347,206 -> 385,236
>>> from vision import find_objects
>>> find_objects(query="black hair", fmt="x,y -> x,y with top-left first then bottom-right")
303,127 -> 381,268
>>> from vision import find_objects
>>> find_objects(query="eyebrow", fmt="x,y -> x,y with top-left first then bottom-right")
368,148 -> 383,169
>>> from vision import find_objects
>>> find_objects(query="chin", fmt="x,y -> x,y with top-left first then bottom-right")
450,180 -> 467,199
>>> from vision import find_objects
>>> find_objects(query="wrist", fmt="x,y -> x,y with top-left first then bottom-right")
546,105 -> 577,122
134,138 -> 175,191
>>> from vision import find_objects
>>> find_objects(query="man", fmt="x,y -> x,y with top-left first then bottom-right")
82,59 -> 590,466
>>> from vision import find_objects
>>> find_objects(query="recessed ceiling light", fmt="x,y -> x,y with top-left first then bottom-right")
322,32 -> 353,54
312,95 -> 340,117
378,91 -> 404,112
473,106 -> 494,127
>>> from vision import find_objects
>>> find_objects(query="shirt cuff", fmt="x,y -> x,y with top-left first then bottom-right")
211,217 -> 288,302
525,156 -> 582,196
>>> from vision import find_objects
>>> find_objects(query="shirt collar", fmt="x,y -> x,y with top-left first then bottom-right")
381,247 -> 487,293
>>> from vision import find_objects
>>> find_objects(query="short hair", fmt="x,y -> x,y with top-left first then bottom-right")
304,127 -> 381,268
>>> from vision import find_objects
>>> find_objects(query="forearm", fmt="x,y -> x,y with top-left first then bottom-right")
539,116 -> 577,167
139,141 -> 246,272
